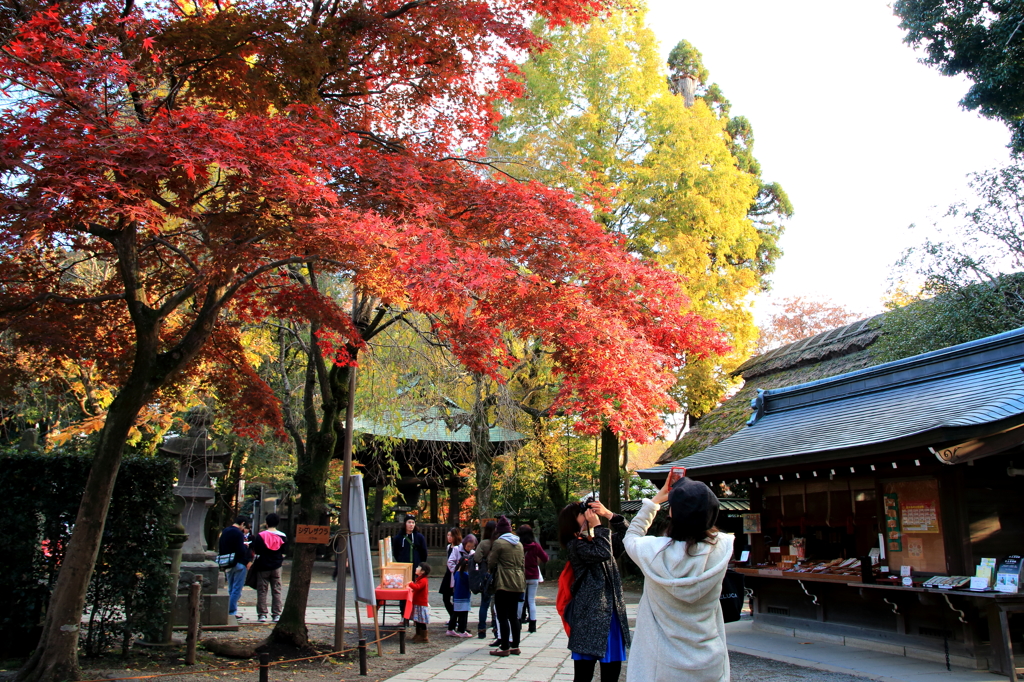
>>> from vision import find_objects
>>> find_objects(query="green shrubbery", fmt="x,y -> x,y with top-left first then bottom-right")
0,450 -> 175,658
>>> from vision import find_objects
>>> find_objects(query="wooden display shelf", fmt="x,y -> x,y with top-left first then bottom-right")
734,567 -> 863,583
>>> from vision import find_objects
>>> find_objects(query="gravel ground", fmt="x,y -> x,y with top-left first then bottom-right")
728,652 -> 872,681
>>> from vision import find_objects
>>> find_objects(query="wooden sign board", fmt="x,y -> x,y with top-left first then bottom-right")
295,524 -> 331,544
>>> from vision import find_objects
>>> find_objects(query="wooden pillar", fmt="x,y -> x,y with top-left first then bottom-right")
447,479 -> 462,528
430,487 -> 439,524
372,484 -> 384,525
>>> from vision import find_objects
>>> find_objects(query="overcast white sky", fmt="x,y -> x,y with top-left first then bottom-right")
645,1 -> 1014,317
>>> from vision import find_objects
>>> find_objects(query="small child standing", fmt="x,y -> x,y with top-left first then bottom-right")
408,562 -> 432,643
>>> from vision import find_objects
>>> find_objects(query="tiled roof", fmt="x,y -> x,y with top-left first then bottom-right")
618,498 -> 749,514
642,327 -> 1024,479
354,406 -> 524,444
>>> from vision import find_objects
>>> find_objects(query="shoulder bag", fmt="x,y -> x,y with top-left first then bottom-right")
719,569 -> 745,623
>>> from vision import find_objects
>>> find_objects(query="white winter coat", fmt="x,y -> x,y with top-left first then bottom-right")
623,498 -> 734,682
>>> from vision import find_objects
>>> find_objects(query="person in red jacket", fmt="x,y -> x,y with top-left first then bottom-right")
408,562 -> 432,643
517,524 -> 549,633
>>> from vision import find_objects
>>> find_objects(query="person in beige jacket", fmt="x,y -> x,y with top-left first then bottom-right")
487,515 -> 525,656
623,477 -> 734,682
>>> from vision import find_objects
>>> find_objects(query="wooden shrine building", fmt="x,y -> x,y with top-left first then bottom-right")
355,406 -> 524,547
641,326 -> 1024,677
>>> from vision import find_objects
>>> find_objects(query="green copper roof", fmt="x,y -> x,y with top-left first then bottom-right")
354,407 -> 524,443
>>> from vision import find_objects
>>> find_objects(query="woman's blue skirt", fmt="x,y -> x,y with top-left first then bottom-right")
571,606 -> 627,663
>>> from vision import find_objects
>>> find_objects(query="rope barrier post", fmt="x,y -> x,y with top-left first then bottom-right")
358,638 -> 367,676
185,580 -> 201,665
398,629 -> 405,654
259,652 -> 270,682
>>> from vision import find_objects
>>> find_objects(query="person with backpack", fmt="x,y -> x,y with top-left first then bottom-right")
517,524 -> 548,634
487,516 -> 525,656
623,476 -> 734,682
249,513 -> 289,623
217,516 -> 252,620
473,520 -> 498,641
557,500 -> 630,682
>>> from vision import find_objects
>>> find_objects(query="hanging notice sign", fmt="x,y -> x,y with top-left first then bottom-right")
884,493 -> 902,552
901,501 -> 939,533
295,524 -> 331,544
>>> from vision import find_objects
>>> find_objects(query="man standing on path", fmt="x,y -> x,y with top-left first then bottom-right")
250,513 -> 289,622
219,515 -> 252,620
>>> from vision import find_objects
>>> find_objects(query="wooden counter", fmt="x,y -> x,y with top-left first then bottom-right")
738,570 -> 1024,679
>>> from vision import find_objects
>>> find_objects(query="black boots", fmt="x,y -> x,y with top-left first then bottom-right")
528,620 -> 537,633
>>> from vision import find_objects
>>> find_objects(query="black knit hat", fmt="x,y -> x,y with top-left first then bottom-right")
669,477 -> 719,530
494,515 -> 512,536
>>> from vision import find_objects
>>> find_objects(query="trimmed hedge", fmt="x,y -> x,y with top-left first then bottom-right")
0,451 -> 175,658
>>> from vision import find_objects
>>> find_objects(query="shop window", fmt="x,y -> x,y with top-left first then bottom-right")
882,478 -> 946,574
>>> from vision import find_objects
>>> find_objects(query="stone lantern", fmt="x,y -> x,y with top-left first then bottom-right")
158,408 -> 233,627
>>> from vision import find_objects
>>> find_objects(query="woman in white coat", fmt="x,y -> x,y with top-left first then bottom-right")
623,476 -> 734,682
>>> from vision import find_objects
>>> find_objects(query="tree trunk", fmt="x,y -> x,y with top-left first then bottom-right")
532,416 -> 566,511
270,360 -> 352,648
599,426 -> 620,515
17,365 -> 153,681
470,374 -> 493,520
621,440 -> 629,501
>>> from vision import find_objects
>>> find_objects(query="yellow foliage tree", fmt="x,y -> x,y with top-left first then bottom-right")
491,3 -> 783,418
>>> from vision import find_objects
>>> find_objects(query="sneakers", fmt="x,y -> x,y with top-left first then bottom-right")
257,615 -> 268,623
458,631 -> 473,638
445,630 -> 458,637
272,615 -> 280,622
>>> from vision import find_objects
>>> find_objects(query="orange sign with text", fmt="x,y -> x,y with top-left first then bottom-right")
295,524 -> 331,545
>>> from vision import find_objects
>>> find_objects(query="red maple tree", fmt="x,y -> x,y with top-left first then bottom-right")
1,1 -> 726,676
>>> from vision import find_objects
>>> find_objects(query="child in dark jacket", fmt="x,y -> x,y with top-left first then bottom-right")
517,524 -> 549,633
408,562 -> 432,643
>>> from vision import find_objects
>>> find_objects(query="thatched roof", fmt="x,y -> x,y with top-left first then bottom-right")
655,313 -> 886,465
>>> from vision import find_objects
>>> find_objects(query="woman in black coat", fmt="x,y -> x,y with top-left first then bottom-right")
560,501 -> 630,682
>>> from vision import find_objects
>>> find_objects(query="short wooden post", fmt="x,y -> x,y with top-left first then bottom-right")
398,628 -> 406,654
259,652 -> 270,682
185,580 -> 201,664
358,638 -> 368,675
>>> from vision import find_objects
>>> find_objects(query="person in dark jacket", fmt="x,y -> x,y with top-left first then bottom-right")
250,513 -> 288,623
517,524 -> 549,633
559,501 -> 630,682
218,516 -> 252,619
391,515 -> 428,565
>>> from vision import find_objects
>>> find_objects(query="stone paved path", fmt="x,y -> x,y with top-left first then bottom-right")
380,610 -> 578,682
